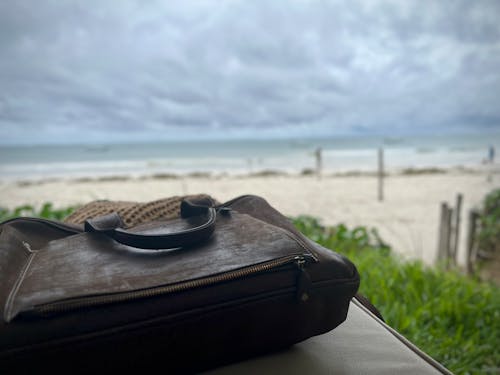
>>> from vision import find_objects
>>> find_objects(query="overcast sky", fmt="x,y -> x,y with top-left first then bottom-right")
1,0 -> 499,144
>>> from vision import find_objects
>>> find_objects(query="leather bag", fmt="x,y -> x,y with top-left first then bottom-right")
0,195 -> 359,373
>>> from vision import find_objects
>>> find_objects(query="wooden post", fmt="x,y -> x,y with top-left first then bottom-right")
466,209 -> 479,275
437,202 -> 453,267
315,147 -> 322,180
445,206 -> 453,268
437,202 -> 448,262
378,148 -> 384,201
450,193 -> 463,266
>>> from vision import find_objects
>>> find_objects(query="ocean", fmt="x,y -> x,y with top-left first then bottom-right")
1,133 -> 499,181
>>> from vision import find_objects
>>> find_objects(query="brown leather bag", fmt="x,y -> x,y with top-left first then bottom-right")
0,195 -> 359,373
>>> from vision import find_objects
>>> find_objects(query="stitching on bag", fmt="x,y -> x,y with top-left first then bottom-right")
4,251 -> 38,322
232,212 -> 319,258
280,228 -> 319,258
226,196 -> 319,257
256,217 -> 319,258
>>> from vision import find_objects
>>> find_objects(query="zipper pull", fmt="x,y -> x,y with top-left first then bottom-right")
295,256 -> 313,303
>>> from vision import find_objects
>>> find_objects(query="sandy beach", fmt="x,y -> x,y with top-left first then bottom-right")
1,167 -> 499,266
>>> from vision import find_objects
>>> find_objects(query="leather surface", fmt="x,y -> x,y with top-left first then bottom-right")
4,211 -> 309,322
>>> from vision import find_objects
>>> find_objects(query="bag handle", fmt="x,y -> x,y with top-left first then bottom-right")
84,199 -> 217,250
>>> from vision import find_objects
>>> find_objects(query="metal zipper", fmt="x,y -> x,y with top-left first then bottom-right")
30,253 -> 317,317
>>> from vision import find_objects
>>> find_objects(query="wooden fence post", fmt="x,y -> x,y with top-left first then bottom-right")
437,202 -> 454,267
438,202 -> 448,262
450,193 -> 463,266
378,148 -> 384,202
466,209 -> 479,275
315,147 -> 322,180
444,206 -> 453,268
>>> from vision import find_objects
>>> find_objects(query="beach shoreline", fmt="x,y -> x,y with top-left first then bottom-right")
4,163 -> 496,187
2,133 -> 499,183
1,167 -> 499,266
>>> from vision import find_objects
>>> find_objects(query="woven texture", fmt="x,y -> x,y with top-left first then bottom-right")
64,194 -> 217,228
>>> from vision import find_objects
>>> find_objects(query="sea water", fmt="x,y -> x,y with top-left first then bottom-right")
0,133 -> 499,181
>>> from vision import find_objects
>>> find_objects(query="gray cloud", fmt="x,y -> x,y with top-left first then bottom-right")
0,0 -> 499,144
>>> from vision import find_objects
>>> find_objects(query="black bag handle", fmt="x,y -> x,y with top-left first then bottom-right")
84,200 -> 217,250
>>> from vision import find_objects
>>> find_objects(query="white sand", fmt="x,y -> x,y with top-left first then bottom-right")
1,169 -> 499,265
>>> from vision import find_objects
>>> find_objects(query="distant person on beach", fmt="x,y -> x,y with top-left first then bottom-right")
314,147 -> 322,177
488,145 -> 495,163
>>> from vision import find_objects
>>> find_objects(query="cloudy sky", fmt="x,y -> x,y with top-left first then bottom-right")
1,0 -> 499,144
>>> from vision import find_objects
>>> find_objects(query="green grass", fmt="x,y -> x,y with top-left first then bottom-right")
293,215 -> 500,375
1,204 -> 499,374
0,203 -> 77,222
478,188 -> 500,255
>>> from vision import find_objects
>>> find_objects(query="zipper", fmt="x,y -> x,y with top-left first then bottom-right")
29,253 -> 317,318
296,255 -> 313,303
